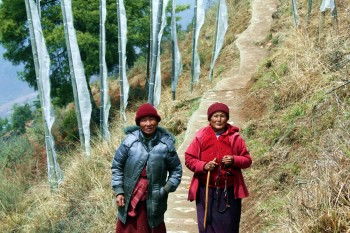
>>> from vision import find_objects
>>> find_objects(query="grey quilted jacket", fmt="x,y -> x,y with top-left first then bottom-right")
111,126 -> 182,228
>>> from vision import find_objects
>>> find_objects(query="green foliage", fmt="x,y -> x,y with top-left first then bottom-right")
0,172 -> 26,215
282,102 -> 306,121
0,117 -> 10,135
11,103 -> 33,133
0,135 -> 33,168
271,34 -> 280,45
0,136 -> 34,221
277,63 -> 288,76
61,109 -> 79,143
252,59 -> 280,92
188,98 -> 201,116
243,122 -> 257,137
245,139 -> 269,158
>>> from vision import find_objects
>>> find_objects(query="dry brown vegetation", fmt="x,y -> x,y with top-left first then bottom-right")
240,0 -> 350,232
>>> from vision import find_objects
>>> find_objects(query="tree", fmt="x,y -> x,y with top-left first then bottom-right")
0,0 -> 150,107
0,0 -> 188,108
164,3 -> 191,38
11,103 -> 33,133
0,117 -> 10,135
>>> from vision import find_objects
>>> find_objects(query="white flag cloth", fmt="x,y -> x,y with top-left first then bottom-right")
25,0 -> 63,187
209,0 -> 228,80
171,0 -> 183,94
61,0 -> 92,156
100,0 -> 111,140
152,0 -> 169,108
193,0 -> 205,83
320,0 -> 335,12
117,0 -> 129,119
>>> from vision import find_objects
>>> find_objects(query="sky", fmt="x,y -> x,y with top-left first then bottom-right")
0,46 -> 37,118
176,0 -> 217,30
176,0 -> 194,30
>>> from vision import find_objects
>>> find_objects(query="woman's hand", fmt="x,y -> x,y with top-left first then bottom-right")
116,194 -> 125,207
222,155 -> 234,166
204,159 -> 218,171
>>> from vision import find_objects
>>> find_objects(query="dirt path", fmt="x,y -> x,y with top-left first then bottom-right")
165,0 -> 276,232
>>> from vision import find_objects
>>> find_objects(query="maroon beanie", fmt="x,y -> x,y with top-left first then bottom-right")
135,103 -> 161,125
207,102 -> 229,120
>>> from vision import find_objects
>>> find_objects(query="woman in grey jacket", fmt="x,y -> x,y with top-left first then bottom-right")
111,103 -> 182,233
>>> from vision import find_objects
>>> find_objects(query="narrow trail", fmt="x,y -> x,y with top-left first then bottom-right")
165,0 -> 276,232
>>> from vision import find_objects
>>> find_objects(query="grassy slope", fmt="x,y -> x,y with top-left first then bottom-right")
0,0 -> 251,232
240,0 -> 350,232
1,0 -> 349,232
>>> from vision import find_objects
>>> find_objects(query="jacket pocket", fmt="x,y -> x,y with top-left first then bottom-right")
151,187 -> 168,216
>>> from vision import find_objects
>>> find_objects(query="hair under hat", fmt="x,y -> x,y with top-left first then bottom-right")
207,102 -> 229,121
135,103 -> 161,125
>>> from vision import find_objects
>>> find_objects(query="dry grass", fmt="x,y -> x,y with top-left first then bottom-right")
0,0 -> 251,232
241,0 -> 350,232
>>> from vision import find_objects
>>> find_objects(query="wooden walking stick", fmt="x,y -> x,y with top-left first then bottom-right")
204,158 -> 216,230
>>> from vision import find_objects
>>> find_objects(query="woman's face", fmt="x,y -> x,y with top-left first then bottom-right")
139,116 -> 158,137
209,111 -> 228,133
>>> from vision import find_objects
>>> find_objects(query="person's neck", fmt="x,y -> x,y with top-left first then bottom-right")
141,131 -> 156,139
213,128 -> 226,135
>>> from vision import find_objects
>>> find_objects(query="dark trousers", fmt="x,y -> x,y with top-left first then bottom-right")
196,183 -> 242,233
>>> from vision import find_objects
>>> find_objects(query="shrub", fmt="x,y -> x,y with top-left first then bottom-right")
11,103 -> 34,134
0,136 -> 33,169
0,117 -> 10,135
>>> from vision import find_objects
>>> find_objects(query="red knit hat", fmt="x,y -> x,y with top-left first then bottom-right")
135,103 -> 161,125
207,102 -> 229,120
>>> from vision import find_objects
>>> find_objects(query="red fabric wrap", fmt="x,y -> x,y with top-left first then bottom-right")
128,168 -> 148,217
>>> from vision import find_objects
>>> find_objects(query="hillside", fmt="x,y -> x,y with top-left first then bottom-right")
1,0 -> 349,232
240,0 -> 350,231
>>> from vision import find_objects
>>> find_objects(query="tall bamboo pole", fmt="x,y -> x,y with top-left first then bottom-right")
36,0 -> 41,18
25,0 -> 63,191
190,0 -> 198,93
99,0 -> 110,141
209,0 -> 221,81
116,0 -> 125,120
116,0 -> 129,120
171,0 -> 182,100
307,0 -> 312,27
146,0 -> 152,94
171,0 -> 176,100
99,0 -> 104,138
148,0 -> 163,105
61,0 -> 92,157
292,0 -> 299,27
332,0 -> 338,33
61,0 -> 84,148
117,0 -> 124,120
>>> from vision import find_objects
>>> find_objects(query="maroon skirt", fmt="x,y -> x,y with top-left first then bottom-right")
116,201 -> 166,233
196,182 -> 242,233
